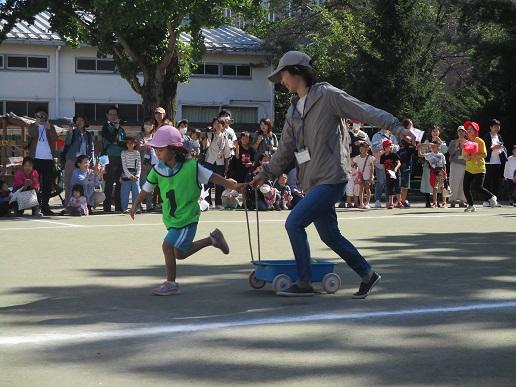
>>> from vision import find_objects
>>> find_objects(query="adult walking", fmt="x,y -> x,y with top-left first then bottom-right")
63,115 -> 94,203
448,126 -> 468,207
27,107 -> 58,216
251,51 -> 414,297
483,119 -> 507,201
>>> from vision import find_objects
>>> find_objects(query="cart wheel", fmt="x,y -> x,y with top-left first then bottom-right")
272,274 -> 292,293
322,273 -> 341,294
248,270 -> 266,289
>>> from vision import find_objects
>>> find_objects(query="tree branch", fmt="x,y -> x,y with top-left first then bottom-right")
112,45 -> 143,95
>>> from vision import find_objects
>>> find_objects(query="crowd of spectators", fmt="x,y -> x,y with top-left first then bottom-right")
1,106 -> 515,218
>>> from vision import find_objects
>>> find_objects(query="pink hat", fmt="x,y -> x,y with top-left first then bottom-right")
146,125 -> 184,148
463,120 -> 480,135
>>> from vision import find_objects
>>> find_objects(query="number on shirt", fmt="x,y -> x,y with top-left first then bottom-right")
166,189 -> 177,218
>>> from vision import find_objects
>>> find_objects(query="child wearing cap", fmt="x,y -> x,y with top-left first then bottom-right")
129,125 -> 244,296
503,145 -> 516,206
380,139 -> 402,209
221,179 -> 241,209
461,120 -> 498,212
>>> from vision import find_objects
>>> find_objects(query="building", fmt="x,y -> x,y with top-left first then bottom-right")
0,12 -> 273,131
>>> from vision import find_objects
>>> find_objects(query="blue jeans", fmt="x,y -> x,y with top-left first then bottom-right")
120,179 -> 141,211
374,165 -> 390,203
285,183 -> 372,285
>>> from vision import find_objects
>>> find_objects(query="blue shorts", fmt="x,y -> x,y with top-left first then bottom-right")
164,223 -> 198,253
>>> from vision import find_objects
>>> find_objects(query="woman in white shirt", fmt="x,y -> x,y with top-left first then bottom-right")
203,117 -> 232,208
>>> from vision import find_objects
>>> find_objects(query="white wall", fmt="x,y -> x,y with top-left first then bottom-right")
0,42 -> 273,123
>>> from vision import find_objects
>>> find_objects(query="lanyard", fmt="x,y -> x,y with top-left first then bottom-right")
291,93 -> 309,150
38,127 -> 46,142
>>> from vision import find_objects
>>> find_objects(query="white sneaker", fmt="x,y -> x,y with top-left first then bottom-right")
464,205 -> 476,212
374,200 -> 381,208
482,201 -> 490,207
488,195 -> 499,207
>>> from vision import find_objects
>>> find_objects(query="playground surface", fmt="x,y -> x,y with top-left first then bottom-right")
1,207 -> 515,386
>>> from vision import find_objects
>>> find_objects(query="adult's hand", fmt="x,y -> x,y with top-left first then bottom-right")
250,174 -> 265,189
400,127 -> 416,143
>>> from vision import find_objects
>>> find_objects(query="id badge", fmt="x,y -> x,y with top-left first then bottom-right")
295,148 -> 311,165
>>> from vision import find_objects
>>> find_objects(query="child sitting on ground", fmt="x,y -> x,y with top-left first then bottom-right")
0,180 -> 12,216
419,140 -> 448,208
259,184 -> 281,210
13,156 -> 41,216
67,184 -> 89,216
273,174 -> 293,210
130,125 -> 245,296
221,179 -> 241,209
353,142 -> 375,209
380,139 -> 402,209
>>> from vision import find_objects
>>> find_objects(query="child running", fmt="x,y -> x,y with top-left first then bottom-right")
130,125 -> 244,295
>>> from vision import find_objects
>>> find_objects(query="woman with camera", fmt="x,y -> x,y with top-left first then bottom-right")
27,107 -> 58,216
252,118 -> 278,160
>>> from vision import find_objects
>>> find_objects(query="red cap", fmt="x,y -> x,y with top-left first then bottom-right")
463,120 -> 480,135
382,139 -> 393,148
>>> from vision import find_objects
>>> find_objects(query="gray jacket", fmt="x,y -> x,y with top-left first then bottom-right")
262,82 -> 401,191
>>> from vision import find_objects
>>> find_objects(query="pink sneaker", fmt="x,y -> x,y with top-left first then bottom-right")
152,281 -> 180,296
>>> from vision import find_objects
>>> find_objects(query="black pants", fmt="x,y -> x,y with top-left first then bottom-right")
103,156 -> 122,211
203,162 -> 225,206
463,171 -> 494,206
485,164 -> 501,197
33,158 -> 55,211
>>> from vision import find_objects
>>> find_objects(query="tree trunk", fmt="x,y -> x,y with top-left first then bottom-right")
139,56 -> 180,124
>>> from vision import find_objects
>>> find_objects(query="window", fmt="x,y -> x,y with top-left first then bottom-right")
181,106 -> 220,124
76,58 -> 96,71
221,106 -> 258,124
222,64 -> 251,78
76,58 -> 116,73
6,55 -> 48,71
0,55 -> 3,69
74,103 -> 143,123
5,101 -> 49,117
192,63 -> 251,78
192,63 -> 220,76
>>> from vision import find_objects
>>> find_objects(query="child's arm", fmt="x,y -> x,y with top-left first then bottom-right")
209,173 -> 245,192
394,160 -> 401,172
129,189 -> 148,219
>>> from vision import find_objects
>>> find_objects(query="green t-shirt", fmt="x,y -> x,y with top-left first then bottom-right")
146,159 -> 201,229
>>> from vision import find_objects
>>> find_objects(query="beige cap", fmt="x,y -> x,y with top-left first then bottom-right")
154,107 -> 166,114
267,51 -> 313,83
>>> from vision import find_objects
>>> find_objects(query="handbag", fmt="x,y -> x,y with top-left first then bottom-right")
15,189 -> 39,210
93,182 -> 106,207
354,155 -> 370,184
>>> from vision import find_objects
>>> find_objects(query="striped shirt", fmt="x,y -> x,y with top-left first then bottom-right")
121,150 -> 142,178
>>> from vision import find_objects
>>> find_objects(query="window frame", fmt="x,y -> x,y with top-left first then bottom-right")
0,54 -> 4,70
75,57 -> 117,74
74,102 -> 143,123
191,63 -> 221,78
5,54 -> 49,71
4,100 -> 49,117
221,63 -> 252,79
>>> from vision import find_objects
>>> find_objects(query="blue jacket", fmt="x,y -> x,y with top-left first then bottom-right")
64,129 -> 94,164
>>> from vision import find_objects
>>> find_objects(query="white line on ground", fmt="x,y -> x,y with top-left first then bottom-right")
1,301 -> 515,347
32,219 -> 79,227
0,212 -> 506,231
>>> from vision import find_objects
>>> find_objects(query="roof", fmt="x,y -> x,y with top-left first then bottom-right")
2,11 -> 266,54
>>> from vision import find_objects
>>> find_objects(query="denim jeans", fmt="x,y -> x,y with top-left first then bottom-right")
285,183 -> 372,285
374,165 -> 390,203
120,179 -> 141,211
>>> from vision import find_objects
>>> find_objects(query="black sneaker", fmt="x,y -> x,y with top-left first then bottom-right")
276,284 -> 315,297
352,272 -> 381,299
41,208 -> 56,216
